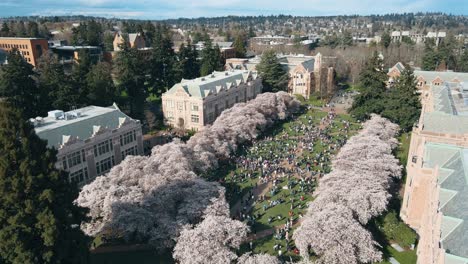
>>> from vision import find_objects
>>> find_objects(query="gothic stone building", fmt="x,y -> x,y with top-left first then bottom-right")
162,70 -> 262,131
226,53 -> 335,99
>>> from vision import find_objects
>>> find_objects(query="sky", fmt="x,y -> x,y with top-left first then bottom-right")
0,0 -> 467,20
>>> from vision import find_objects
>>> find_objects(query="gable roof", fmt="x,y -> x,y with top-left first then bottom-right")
33,104 -> 139,148
163,70 -> 258,99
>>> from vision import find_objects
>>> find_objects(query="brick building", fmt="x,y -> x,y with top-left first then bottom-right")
0,37 -> 48,67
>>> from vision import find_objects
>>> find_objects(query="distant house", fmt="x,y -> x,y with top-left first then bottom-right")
113,32 -> 146,51
32,104 -> 143,187
162,70 -> 262,131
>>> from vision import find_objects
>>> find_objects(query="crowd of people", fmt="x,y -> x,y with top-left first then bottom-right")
219,106 -> 361,257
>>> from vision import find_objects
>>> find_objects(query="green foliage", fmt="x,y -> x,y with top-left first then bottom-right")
381,68 -> 421,131
86,62 -> 116,106
148,24 -> 179,94
115,44 -> 148,120
256,50 -> 289,92
0,102 -> 90,264
381,31 -> 391,49
379,211 -> 417,248
71,20 -> 103,46
350,52 -> 387,120
0,50 -> 42,118
37,54 -> 79,111
200,40 -> 225,76
233,33 -> 247,58
177,42 -> 200,80
351,55 -> 420,131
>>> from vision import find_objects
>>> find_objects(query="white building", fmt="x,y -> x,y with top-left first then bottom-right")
32,104 -> 143,186
162,70 -> 262,131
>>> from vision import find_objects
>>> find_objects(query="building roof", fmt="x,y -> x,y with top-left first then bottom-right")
0,37 -> 46,40
33,104 -> 138,149
163,70 -> 258,99
423,143 -> 468,261
128,33 -> 140,44
415,70 -> 468,83
51,46 -> 101,51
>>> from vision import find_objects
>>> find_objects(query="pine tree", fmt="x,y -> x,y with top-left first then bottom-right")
0,50 -> 41,118
382,67 -> 421,131
115,43 -> 147,120
255,50 -> 289,92
381,31 -> 391,49
200,40 -> 224,76
0,22 -> 10,37
149,24 -> 178,94
86,62 -> 116,106
37,54 -> 78,112
350,52 -> 387,120
178,42 -> 200,80
0,102 -> 90,264
233,33 -> 246,58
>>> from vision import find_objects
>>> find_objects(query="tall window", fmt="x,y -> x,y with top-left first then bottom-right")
94,140 -> 113,157
121,146 -> 138,160
96,156 -> 115,175
67,150 -> 84,168
191,103 -> 199,111
120,131 -> 136,146
69,168 -> 88,184
191,115 -> 200,123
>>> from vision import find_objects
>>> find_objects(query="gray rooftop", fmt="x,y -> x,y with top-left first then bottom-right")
423,143 -> 468,262
164,70 -> 258,99
33,104 -> 137,149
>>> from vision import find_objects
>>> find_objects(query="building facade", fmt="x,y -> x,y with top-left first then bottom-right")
113,32 -> 146,51
394,64 -> 468,264
226,53 -> 335,99
32,104 -> 143,187
0,37 -> 48,67
162,70 -> 262,131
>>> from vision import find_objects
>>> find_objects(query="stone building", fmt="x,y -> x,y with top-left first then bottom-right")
0,37 -> 48,67
32,104 -> 143,187
113,32 -> 146,51
396,65 -> 468,264
161,70 -> 262,131
226,53 -> 335,99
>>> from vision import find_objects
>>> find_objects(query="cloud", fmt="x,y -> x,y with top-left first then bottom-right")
0,0 -> 465,19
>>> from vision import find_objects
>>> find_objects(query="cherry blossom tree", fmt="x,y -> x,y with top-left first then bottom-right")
294,115 -> 401,262
173,215 -> 249,264
76,92 -> 300,251
237,253 -> 280,264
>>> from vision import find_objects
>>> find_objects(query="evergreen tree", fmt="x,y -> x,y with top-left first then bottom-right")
381,31 -> 391,49
149,24 -> 178,94
200,41 -> 224,76
256,50 -> 289,92
115,43 -> 147,120
458,49 -> 468,72
86,62 -> 116,106
422,39 -> 439,71
233,33 -> 246,58
0,50 -> 41,118
350,52 -> 387,120
177,42 -> 200,80
1,22 -> 10,37
381,67 -> 421,131
37,54 -> 78,112
0,102 -> 90,264
27,22 -> 40,38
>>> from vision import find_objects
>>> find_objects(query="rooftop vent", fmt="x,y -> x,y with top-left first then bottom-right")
48,110 -> 64,120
